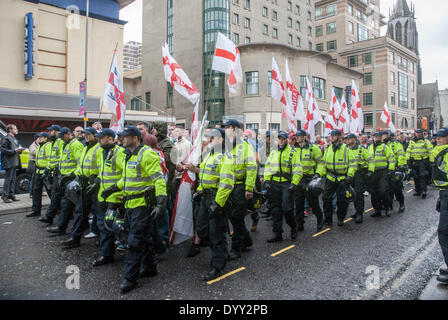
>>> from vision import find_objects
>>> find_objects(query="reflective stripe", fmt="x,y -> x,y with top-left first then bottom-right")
124,185 -> 153,192
220,173 -> 235,181
125,172 -> 162,183
201,180 -> 219,185
219,182 -> 233,190
102,178 -> 119,184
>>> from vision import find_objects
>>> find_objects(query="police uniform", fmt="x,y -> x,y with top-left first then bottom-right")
406,130 -> 434,197
264,131 -> 303,242
195,128 -> 235,281
29,133 -> 51,217
294,129 -> 324,231
317,130 -> 357,226
47,128 -> 84,235
368,132 -> 396,217
387,135 -> 407,212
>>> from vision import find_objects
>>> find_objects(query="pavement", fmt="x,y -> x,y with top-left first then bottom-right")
0,193 -> 50,216
418,263 -> 448,300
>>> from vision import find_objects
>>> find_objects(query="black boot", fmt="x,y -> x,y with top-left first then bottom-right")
228,249 -> 242,261
26,212 -> 40,218
139,264 -> 158,278
92,256 -> 114,267
385,209 -> 391,217
398,204 -> 405,213
47,226 -> 65,235
291,228 -> 298,240
337,218 -> 344,227
120,279 -> 137,294
39,216 -> 53,224
355,213 -> 363,224
203,268 -> 221,281
186,243 -> 200,258
267,234 -> 283,243
371,210 -> 381,217
422,192 -> 427,199
62,238 -> 80,249
296,223 -> 304,232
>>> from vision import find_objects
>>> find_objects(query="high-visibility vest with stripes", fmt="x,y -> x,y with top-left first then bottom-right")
77,142 -> 101,177
59,138 -> 84,176
49,138 -> 63,170
432,144 -> 448,189
264,145 -> 303,185
406,139 -> 434,162
35,142 -> 52,174
349,144 -> 371,170
229,140 -> 257,192
197,150 -> 235,207
98,145 -> 125,203
117,145 -> 167,209
294,142 -> 324,176
317,143 -> 356,182
368,143 -> 396,172
388,141 -> 407,167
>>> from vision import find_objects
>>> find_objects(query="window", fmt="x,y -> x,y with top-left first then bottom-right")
268,71 -> 272,95
401,117 -> 409,129
358,24 -> 369,42
288,1 -> 292,11
364,113 -> 373,126
412,117 -> 415,128
244,0 -> 250,9
288,34 -> 293,44
288,17 -> 292,28
296,37 -> 301,47
398,72 -> 408,108
316,43 -> 324,52
233,0 -> 239,4
348,55 -> 358,67
362,13 -> 367,23
363,53 -> 372,65
348,21 -> 354,34
411,98 -> 415,109
363,93 -> 373,105
296,21 -> 301,31
334,87 -> 343,100
246,71 -> 259,95
312,77 -> 325,99
245,36 -> 251,44
392,113 -> 396,125
233,13 -> 239,24
326,3 -> 337,17
371,18 -> 376,29
273,28 -> 278,39
245,17 -> 250,28
300,76 -> 307,98
131,96 -> 142,111
326,22 -> 336,34
316,25 -> 323,37
390,71 -> 395,85
145,91 -> 151,111
295,5 -> 300,15
389,51 -> 395,64
315,8 -> 322,19
356,9 -> 362,20
307,11 -> 312,21
327,40 -> 337,50
348,4 -> 353,16
411,80 -> 415,92
263,6 -> 268,17
410,62 -> 415,73
263,24 -> 269,35
363,72 -> 372,85
391,92 -> 396,105
308,26 -> 312,36
246,123 -> 259,130
273,10 -> 278,20
234,33 -> 239,44
269,123 -> 280,131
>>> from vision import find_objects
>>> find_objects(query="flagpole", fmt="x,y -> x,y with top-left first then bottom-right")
99,42 -> 118,123
204,61 -> 213,123
83,0 -> 89,130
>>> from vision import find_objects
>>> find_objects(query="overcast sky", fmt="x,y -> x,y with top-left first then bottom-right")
120,0 -> 448,89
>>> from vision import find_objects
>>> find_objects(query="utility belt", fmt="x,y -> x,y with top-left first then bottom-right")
273,172 -> 292,181
124,186 -> 156,209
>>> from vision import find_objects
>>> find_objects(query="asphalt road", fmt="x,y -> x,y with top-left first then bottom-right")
0,181 -> 444,300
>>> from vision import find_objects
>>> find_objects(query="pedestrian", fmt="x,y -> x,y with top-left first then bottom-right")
172,128 -> 192,195
100,126 -> 167,294
28,135 -> 39,198
74,126 -> 86,145
137,121 -> 151,141
1,124 -> 24,203
385,131 -> 407,213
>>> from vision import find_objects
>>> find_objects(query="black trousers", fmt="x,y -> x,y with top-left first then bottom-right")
412,160 -> 429,194
45,172 -> 63,221
370,170 -> 391,212
270,181 -> 296,236
229,184 -> 252,251
322,178 -> 349,223
438,190 -> 448,267
353,169 -> 368,215
196,190 -> 228,271
390,179 -> 404,206
124,206 -> 157,283
31,173 -> 45,215
295,175 -> 323,226
96,201 -> 116,257
70,187 -> 97,241
3,167 -> 17,197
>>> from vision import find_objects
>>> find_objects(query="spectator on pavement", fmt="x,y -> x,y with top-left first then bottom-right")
1,124 -> 24,203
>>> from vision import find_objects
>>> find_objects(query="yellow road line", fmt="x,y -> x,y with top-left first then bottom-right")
270,245 -> 296,257
313,228 -> 331,237
206,267 -> 246,285
344,217 -> 353,223
407,189 -> 414,193
365,208 -> 374,213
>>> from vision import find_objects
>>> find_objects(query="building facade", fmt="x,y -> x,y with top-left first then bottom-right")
142,0 -> 317,127
440,88 -> 448,129
417,81 -> 441,133
123,41 -> 142,72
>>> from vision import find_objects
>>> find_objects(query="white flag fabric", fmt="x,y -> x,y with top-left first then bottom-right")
350,80 -> 363,134
324,88 -> 342,136
212,32 -> 243,94
190,99 -> 200,143
380,102 -> 396,133
338,94 -> 350,135
285,59 -> 305,122
162,43 -> 200,105
103,53 -> 126,132
303,77 -> 323,142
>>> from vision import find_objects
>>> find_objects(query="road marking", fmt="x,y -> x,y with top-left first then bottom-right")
313,228 -> 331,237
365,208 -> 374,213
344,218 -> 353,223
407,189 -> 414,193
206,267 -> 246,285
271,245 -> 296,257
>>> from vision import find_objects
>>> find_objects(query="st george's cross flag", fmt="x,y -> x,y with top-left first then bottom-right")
350,80 -> 363,135
338,94 -> 350,135
380,101 -> 396,133
103,53 -> 126,132
285,59 -> 305,122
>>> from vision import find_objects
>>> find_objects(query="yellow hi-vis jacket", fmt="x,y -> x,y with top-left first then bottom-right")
49,137 -> 64,170
432,144 -> 448,189
59,138 -> 84,176
97,145 -> 125,203
406,139 -> 434,162
368,143 -> 396,173
197,149 -> 235,208
294,142 -> 324,176
348,144 -> 371,170
317,143 -> 356,181
263,144 -> 302,185
117,145 -> 167,209
76,142 -> 101,178
35,142 -> 52,174
229,139 -> 257,192
388,141 -> 407,167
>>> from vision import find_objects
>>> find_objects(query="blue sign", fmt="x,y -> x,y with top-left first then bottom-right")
24,12 -> 34,80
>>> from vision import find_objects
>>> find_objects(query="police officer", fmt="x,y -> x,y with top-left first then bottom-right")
264,131 -> 303,242
431,128 -> 448,284
384,131 -> 407,213
406,129 -> 434,198
27,132 -> 51,218
39,124 -> 64,225
294,129 -> 324,231
92,128 -> 125,267
61,127 -> 102,249
101,126 -> 167,294
47,128 -> 84,235
368,131 -> 396,217
188,128 -> 235,281
317,130 -> 356,227
345,133 -> 372,223
223,119 -> 257,260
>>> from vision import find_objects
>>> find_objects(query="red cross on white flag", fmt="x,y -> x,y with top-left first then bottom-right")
350,80 -> 363,135
338,94 -> 350,135
103,52 -> 126,132
381,101 -> 396,133
285,59 -> 305,122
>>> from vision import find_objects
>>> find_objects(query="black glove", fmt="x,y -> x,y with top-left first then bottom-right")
151,195 -> 167,220
86,177 -> 101,196
436,198 -> 441,212
208,201 -> 222,218
344,176 -> 353,186
388,170 -> 394,178
398,166 -> 407,172
101,184 -> 119,200
312,173 -> 321,180
288,183 -> 297,195
60,173 -> 75,186
192,190 -> 204,202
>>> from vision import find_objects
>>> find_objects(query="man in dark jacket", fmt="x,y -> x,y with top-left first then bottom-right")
152,121 -> 176,195
1,124 -> 24,203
